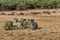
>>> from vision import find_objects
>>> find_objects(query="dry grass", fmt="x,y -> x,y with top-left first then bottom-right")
0,9 -> 60,40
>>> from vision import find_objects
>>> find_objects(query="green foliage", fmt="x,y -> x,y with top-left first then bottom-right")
0,0 -> 60,10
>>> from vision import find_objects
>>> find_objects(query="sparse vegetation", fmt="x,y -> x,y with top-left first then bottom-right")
11,11 -> 14,15
0,0 -> 60,10
0,0 -> 60,40
43,11 -> 51,14
0,13 -> 6,15
52,11 -> 56,13
8,12 -> 14,15
0,10 -> 60,40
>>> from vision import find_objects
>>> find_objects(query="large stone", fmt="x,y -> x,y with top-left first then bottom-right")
17,21 -> 25,29
23,20 -> 30,28
28,19 -> 38,30
4,21 -> 13,30
30,22 -> 38,30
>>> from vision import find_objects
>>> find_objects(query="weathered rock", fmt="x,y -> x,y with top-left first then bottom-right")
29,19 -> 38,30
17,21 -> 25,29
4,21 -> 13,30
30,22 -> 38,30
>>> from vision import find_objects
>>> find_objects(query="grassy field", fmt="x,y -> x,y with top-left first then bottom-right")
0,9 -> 60,40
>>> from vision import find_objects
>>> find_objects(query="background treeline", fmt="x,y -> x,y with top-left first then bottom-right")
0,0 -> 60,10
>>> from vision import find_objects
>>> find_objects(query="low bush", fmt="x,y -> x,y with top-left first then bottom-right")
0,0 -> 60,10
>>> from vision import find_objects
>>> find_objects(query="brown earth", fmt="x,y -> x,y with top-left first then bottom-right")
0,9 -> 60,40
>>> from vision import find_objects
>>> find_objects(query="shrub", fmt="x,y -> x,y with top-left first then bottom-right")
0,0 -> 60,10
43,11 -> 51,14
0,13 -> 6,15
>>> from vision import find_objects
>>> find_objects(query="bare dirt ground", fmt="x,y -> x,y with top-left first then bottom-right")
0,9 -> 60,40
